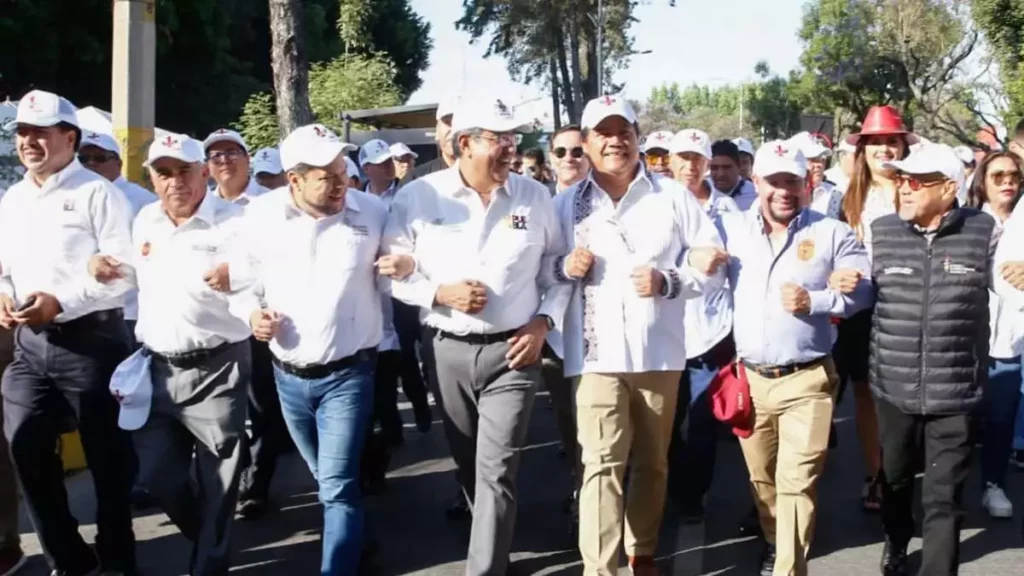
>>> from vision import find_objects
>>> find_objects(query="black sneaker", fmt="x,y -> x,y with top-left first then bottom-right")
880,542 -> 909,576
759,544 -> 776,576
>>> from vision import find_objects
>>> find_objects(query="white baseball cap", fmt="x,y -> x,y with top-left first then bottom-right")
882,143 -> 965,188
390,142 -> 418,159
5,89 -> 78,130
733,137 -> 755,157
109,349 -> 152,431
753,140 -> 808,178
144,133 -> 205,167
451,97 -> 533,134
581,95 -> 638,130
251,147 -> 283,175
203,128 -> 249,153
359,139 -> 393,167
643,130 -> 673,153
345,156 -> 361,180
836,138 -> 856,154
670,129 -> 712,159
436,95 -> 462,121
279,124 -> 357,171
788,131 -> 832,160
952,145 -> 975,165
81,131 -> 121,157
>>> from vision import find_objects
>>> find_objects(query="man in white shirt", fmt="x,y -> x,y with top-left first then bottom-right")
0,89 -> 137,575
733,137 -> 756,180
706,138 -> 759,211
203,129 -> 269,206
642,130 -> 674,178
231,123 -> 386,574
90,133 -> 257,575
555,96 -> 725,576
251,147 -> 288,190
383,97 -> 570,576
391,142 -> 418,184
360,139 -> 398,200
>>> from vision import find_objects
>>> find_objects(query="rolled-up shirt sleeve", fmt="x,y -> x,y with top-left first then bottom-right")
806,222 -> 874,317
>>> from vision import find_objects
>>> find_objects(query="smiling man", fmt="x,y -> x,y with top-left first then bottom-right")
556,97 -> 726,576
204,129 -> 268,206
383,97 -> 570,576
0,89 -> 137,576
718,140 -> 873,576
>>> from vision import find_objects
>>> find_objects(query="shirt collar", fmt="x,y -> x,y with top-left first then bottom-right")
583,162 -> 653,201
445,162 -> 512,198
753,207 -> 810,235
214,177 -> 259,202
284,188 -> 361,220
28,158 -> 83,194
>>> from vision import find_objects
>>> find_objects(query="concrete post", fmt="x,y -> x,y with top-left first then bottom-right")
111,0 -> 156,185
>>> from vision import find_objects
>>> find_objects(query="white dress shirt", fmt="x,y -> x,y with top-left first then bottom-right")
234,188 -> 387,365
132,195 -> 257,354
685,190 -> 737,359
556,168 -> 723,377
712,178 -> 758,211
365,179 -> 402,352
984,205 -> 1024,359
0,159 -> 134,321
212,177 -> 268,206
385,168 -> 570,336
992,201 -> 1024,317
809,181 -> 843,220
114,177 -> 157,322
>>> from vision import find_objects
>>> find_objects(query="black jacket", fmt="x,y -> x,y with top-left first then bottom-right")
869,208 -> 995,415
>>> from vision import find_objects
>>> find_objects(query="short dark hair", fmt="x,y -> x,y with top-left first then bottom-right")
523,148 -> 547,165
57,121 -> 82,152
549,124 -> 581,150
711,139 -> 740,162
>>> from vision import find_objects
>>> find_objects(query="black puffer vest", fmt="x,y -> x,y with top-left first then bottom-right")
869,208 -> 995,415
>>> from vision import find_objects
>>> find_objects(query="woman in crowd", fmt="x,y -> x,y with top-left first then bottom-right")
835,105 -> 916,512
967,151 -> 1024,519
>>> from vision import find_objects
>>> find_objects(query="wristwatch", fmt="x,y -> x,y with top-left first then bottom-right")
537,314 -> 555,330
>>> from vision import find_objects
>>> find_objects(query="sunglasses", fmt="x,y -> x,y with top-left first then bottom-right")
645,152 -> 670,166
78,152 -> 117,165
207,149 -> 247,164
988,170 -> 1022,186
553,146 -> 584,159
898,174 -> 946,191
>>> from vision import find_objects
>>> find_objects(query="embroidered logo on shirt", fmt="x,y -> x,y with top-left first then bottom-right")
796,239 -> 814,261
943,256 -> 977,275
883,266 -> 913,275
61,199 -> 76,212
349,224 -> 369,236
141,241 -> 151,257
507,214 -> 528,230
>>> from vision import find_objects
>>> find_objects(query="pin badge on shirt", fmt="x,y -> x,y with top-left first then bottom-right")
63,199 -> 75,211
796,239 -> 815,261
140,241 -> 151,257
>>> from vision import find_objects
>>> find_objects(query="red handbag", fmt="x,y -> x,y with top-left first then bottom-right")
709,361 -> 754,439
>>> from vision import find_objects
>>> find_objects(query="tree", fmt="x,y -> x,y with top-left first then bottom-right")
971,0 -> 1024,134
235,52 -> 404,149
337,0 -> 433,98
269,0 -> 315,137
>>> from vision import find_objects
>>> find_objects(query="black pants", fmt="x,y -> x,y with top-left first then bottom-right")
239,337 -> 287,501
393,299 -> 431,419
1,312 -> 135,573
876,397 -> 973,576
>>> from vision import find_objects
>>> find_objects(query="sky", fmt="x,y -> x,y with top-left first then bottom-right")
407,0 -> 808,122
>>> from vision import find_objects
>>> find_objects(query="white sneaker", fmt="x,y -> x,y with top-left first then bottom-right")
982,482 -> 1014,518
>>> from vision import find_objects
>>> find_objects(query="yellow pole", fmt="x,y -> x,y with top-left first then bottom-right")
111,0 -> 156,185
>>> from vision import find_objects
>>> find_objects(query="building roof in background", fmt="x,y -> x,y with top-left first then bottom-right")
343,103 -> 439,129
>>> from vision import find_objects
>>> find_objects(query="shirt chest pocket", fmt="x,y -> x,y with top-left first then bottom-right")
489,220 -> 543,263
54,208 -> 93,250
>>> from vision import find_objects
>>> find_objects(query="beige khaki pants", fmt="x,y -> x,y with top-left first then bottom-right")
575,370 -> 681,576
738,358 -> 837,576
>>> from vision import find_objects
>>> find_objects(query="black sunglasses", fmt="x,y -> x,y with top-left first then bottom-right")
553,146 -> 584,159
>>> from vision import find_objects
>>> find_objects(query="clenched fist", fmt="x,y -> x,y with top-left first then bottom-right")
1001,262 -> 1024,291
437,280 -> 488,314
375,254 -> 416,280
828,268 -> 863,294
781,283 -> 811,315
88,255 -> 125,284
203,263 -> 231,292
687,247 -> 730,276
564,247 -> 594,279
631,266 -> 665,298
250,309 -> 281,342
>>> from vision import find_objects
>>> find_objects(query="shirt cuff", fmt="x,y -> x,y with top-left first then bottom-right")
807,289 -> 838,316
659,269 -> 682,299
53,286 -> 85,319
555,255 -> 574,283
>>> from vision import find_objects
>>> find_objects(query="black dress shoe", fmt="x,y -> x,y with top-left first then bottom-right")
759,543 -> 776,576
130,486 -> 156,510
880,542 -> 909,576
237,497 -> 268,520
413,403 -> 432,433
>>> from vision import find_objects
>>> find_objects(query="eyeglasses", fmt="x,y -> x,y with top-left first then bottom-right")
207,149 -> 247,164
645,152 -> 670,166
988,170 -> 1022,186
78,152 -> 118,165
553,146 -> 584,159
898,174 -> 947,191
473,133 -> 517,148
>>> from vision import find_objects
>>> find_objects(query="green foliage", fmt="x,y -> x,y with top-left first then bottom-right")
971,0 -> 1024,127
336,0 -> 432,97
235,52 -> 403,148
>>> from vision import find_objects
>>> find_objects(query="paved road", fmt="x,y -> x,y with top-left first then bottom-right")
17,389 -> 1024,575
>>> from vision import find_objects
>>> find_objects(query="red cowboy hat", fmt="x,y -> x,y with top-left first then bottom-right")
844,105 -> 919,146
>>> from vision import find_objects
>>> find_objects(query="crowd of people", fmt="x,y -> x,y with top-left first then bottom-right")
0,86 -> 1022,576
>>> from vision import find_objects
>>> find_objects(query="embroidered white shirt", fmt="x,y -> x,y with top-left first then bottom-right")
685,190 -> 738,359
234,188 -> 387,365
113,177 -> 157,321
212,177 -> 268,207
132,195 -> 257,354
384,168 -> 571,336
0,160 -> 134,321
556,168 -> 724,377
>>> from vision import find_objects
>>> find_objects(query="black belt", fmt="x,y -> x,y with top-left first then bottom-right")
147,341 -> 232,370
35,308 -> 124,335
273,348 -> 375,380
741,358 -> 824,379
436,329 -> 518,346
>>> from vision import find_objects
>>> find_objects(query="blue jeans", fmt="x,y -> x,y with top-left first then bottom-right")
982,357 -> 1022,487
273,350 -> 376,576
1013,361 -> 1024,452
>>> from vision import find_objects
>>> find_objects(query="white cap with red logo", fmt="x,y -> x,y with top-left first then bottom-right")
670,129 -> 712,159
882,143 -> 965,188
5,89 -> 79,130
251,147 -> 283,175
642,131 -> 673,153
451,97 -> 533,134
109,349 -> 153,431
144,133 -> 205,167
753,140 -> 808,178
81,131 -> 122,157
733,137 -> 755,157
390,142 -> 419,159
279,124 -> 357,171
359,139 -> 393,167
581,95 -> 638,130
203,128 -> 249,154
